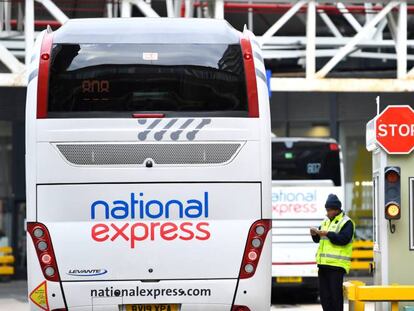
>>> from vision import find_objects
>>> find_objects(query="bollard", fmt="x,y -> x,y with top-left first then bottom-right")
344,281 -> 366,311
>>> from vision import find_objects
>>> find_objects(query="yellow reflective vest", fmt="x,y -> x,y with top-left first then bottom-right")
316,212 -> 355,273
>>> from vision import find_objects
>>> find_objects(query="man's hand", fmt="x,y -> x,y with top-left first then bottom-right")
318,230 -> 328,237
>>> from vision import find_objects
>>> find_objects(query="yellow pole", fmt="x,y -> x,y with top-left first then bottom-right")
354,300 -> 365,311
391,302 -> 399,311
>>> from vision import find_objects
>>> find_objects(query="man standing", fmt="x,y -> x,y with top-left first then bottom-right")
310,193 -> 355,311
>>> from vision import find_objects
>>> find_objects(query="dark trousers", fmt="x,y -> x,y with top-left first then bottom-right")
318,265 -> 345,311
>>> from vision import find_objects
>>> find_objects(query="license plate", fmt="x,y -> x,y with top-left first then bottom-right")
276,277 -> 303,283
125,305 -> 179,311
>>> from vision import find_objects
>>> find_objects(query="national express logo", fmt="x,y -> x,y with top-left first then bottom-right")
272,190 -> 317,216
90,192 -> 211,248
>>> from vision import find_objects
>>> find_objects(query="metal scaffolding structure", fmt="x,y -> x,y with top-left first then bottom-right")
1,0 -> 414,91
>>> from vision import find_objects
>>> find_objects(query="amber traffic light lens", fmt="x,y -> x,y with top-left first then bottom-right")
386,204 -> 400,218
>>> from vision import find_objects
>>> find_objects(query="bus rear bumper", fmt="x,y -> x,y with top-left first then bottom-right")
61,279 -> 236,310
68,305 -> 232,311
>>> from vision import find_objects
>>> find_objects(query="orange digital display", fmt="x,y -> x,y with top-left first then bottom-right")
82,80 -> 110,94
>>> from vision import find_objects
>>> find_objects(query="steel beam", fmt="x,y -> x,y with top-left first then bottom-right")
17,3 -> 23,31
397,1 -> 407,79
4,1 -> 11,32
121,1 -> 132,17
306,0 -> 316,79
106,2 -> 113,18
114,1 -> 119,18
185,0 -> 194,18
270,78 -> 414,92
25,0 -> 34,67
0,73 -> 25,87
223,0 -> 412,4
351,51 -> 414,61
263,49 -> 414,61
248,0 -> 253,31
35,0 -> 69,24
373,18 -> 387,40
166,0 -> 175,17
364,3 -> 374,24
319,11 -> 343,38
263,49 -> 339,59
215,0 -> 225,19
131,0 -> 160,17
259,0 -> 308,46
337,2 -> 362,32
174,0 -> 183,18
316,1 -> 399,78
0,44 -> 25,73
259,36 -> 414,48
0,0 -> 413,91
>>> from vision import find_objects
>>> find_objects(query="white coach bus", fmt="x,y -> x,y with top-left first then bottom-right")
26,18 -> 271,311
271,137 -> 344,299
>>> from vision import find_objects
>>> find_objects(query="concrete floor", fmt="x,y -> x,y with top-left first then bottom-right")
0,280 -> 375,310
0,280 -> 27,311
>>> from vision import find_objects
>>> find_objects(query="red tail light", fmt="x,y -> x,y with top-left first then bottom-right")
27,222 -> 60,282
240,35 -> 259,118
37,30 -> 54,119
232,306 -> 251,311
329,143 -> 339,151
239,219 -> 271,279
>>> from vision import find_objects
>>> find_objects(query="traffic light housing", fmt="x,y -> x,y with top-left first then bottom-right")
384,166 -> 401,220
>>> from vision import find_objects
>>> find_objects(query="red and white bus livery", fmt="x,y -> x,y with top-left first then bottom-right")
26,18 -> 271,311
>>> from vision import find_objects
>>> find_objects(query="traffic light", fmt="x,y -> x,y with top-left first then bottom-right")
384,166 -> 401,220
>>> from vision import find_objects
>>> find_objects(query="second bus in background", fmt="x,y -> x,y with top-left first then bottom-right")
271,137 -> 344,300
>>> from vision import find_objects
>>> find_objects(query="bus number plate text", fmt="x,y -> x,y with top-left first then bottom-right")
126,304 -> 179,311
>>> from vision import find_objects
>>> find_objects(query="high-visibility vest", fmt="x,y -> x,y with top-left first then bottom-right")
316,212 -> 355,273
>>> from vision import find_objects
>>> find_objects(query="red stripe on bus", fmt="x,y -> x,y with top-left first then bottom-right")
132,113 -> 165,118
240,35 -> 259,118
37,31 -> 54,119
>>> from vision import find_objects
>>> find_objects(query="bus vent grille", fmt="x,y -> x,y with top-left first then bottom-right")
56,143 -> 242,166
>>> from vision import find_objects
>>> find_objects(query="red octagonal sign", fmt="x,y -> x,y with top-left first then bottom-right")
376,105 -> 414,154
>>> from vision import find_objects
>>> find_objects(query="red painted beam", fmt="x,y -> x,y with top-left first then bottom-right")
194,2 -> 414,15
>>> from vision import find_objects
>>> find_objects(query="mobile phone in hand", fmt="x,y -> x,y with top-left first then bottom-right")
310,227 -> 319,235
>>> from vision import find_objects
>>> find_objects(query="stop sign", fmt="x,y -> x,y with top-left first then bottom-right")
375,105 -> 414,154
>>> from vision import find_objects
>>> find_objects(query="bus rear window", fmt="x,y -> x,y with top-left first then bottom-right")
48,43 -> 248,118
272,141 -> 341,186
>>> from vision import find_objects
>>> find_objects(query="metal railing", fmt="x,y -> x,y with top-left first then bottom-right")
2,0 -> 414,91
351,240 -> 374,272
344,280 -> 414,311
0,246 -> 14,277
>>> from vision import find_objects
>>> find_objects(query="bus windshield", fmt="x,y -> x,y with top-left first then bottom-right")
272,140 -> 341,186
48,43 -> 248,118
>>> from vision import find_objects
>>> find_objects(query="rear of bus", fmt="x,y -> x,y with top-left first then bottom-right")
25,18 -> 271,311
271,138 -> 344,298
